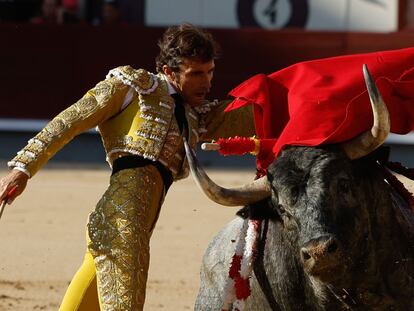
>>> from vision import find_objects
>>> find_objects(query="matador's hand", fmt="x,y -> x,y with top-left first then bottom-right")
0,170 -> 29,204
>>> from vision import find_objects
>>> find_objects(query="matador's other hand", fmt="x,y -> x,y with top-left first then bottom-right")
0,169 -> 29,204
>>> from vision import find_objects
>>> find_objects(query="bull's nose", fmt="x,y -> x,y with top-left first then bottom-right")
300,235 -> 339,264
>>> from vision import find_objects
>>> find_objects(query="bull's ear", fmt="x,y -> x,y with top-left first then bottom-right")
236,198 -> 281,221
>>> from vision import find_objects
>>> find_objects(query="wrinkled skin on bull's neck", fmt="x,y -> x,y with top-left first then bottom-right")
195,146 -> 414,311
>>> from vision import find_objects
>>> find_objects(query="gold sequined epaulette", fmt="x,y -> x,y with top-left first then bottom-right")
106,66 -> 159,95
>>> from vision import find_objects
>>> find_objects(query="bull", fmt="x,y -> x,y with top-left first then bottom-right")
185,66 -> 414,310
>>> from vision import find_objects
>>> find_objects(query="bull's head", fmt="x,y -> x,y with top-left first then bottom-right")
184,65 -> 391,281
261,145 -> 383,282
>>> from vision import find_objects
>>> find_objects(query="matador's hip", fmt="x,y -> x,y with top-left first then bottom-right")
87,161 -> 166,311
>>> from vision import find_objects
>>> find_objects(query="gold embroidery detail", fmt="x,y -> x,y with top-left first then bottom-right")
35,130 -> 56,145
106,135 -> 160,162
107,66 -> 157,94
45,118 -> 66,136
74,95 -> 100,116
157,106 -> 199,180
93,80 -> 116,102
56,106 -> 81,124
12,153 -> 33,164
130,68 -> 153,90
87,166 -> 163,310
24,141 -> 44,154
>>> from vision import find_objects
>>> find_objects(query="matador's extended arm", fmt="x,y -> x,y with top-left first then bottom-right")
8,78 -> 129,177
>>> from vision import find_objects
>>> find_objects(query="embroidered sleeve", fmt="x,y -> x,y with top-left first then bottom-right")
7,78 -> 129,177
198,99 -> 256,141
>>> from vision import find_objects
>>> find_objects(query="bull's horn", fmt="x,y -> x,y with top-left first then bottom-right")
184,139 -> 271,207
341,64 -> 390,159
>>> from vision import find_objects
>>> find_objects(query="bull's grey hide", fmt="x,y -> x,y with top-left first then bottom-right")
195,146 -> 414,311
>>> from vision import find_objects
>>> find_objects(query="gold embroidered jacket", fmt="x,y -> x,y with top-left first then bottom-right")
8,66 -> 255,180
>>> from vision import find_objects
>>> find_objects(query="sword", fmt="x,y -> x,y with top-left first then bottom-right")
0,186 -> 17,220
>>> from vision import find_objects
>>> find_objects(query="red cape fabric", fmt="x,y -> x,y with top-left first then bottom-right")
225,47 -> 414,170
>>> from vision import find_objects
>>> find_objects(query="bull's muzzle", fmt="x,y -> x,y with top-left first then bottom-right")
300,235 -> 342,279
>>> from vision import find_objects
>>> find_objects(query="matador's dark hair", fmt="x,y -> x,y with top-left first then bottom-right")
155,23 -> 220,73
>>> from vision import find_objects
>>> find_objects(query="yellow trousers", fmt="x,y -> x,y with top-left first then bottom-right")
59,166 -> 164,311
59,250 -> 100,311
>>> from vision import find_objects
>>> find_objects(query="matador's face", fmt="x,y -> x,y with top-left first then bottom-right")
165,58 -> 215,107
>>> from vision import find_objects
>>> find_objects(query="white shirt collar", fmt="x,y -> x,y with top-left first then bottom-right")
163,74 -> 177,95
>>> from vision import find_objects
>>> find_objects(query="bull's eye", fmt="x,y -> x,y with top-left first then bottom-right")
276,204 -> 286,215
338,178 -> 350,193
290,186 -> 300,204
277,204 -> 297,230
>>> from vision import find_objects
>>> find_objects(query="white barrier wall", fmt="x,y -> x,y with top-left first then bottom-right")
146,0 -> 398,32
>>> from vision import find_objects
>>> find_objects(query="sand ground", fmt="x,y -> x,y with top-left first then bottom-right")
0,165 -> 255,310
